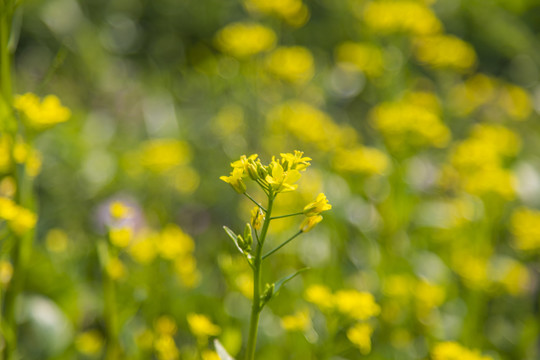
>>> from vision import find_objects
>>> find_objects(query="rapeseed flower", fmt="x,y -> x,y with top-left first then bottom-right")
414,34 -> 476,72
14,93 -> 71,130
431,341 -> 493,360
335,42 -> 385,77
280,309 -> 311,332
303,193 -> 331,217
187,313 -> 221,339
266,46 -> 314,84
347,323 -> 373,355
215,22 -> 276,58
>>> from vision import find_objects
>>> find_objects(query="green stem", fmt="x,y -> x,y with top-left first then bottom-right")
262,231 -> 302,260
270,212 -> 303,220
98,240 -> 120,359
244,193 -> 267,213
245,194 -> 273,360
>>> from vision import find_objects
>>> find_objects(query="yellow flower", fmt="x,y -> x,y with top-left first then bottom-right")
347,323 -> 373,355
280,309 -> 311,332
220,167 -> 247,194
511,207 -> 540,251
9,207 -> 37,235
157,224 -> 195,260
414,34 -> 476,72
109,227 -> 132,248
431,341 -> 493,360
303,193 -> 331,217
305,284 -> 334,310
299,215 -> 322,232
244,0 -> 309,27
45,228 -> 69,253
155,316 -> 178,336
363,1 -> 442,36
215,22 -> 276,58
109,201 -> 131,220
155,335 -> 180,360
250,206 -> 264,230
187,313 -> 221,339
75,330 -> 104,356
14,93 -> 71,130
0,261 -> 13,288
266,46 -> 314,84
0,197 -> 18,220
106,258 -> 126,280
334,290 -> 380,320
266,160 -> 301,193
280,150 -> 311,171
139,139 -> 191,174
129,231 -> 158,264
333,146 -> 389,175
335,42 -> 384,77
202,350 -> 221,360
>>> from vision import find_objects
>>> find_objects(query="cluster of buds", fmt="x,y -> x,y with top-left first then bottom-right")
220,151 -> 312,194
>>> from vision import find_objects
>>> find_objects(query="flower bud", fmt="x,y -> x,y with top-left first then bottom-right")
261,283 -> 274,304
247,161 -> 259,180
243,223 -> 253,250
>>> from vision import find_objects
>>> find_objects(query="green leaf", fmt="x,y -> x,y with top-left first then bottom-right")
273,268 -> 310,296
214,339 -> 235,360
223,226 -> 244,255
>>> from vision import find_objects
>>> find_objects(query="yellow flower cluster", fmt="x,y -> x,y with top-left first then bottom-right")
334,42 -> 385,77
449,74 -> 532,120
215,22 -> 276,58
14,93 -> 71,130
414,34 -> 476,72
431,341 -> 493,360
362,1 -> 442,36
0,135 -> 42,177
220,152 -> 310,194
244,0 -> 309,27
445,124 -> 519,199
128,138 -> 199,195
510,207 -> 540,251
305,284 -> 380,320
370,92 -> 451,150
347,323 -> 374,355
0,197 -> 37,235
266,46 -> 314,84
280,308 -> 311,332
269,101 -> 389,175
187,313 -> 221,340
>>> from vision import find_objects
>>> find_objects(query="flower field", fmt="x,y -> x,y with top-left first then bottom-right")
1,0 -> 540,359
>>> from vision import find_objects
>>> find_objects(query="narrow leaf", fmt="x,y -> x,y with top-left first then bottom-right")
273,267 -> 310,295
214,339 -> 235,360
223,226 -> 244,254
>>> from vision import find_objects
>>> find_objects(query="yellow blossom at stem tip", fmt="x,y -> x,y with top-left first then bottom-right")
303,193 -> 331,216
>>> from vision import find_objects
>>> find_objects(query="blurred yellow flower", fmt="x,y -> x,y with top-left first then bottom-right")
139,139 -> 191,174
75,330 -> 104,356
155,316 -> 178,336
14,93 -> 71,130
334,290 -> 380,320
106,257 -> 126,280
187,313 -> 221,339
157,224 -> 195,260
266,46 -> 314,84
109,201 -> 131,220
244,0 -> 309,27
431,341 -> 493,360
333,146 -> 389,175
280,309 -> 311,332
347,323 -> 373,355
414,34 -> 476,72
371,96 -> 450,150
9,207 -> 37,235
215,22 -> 276,58
511,207 -> 540,251
305,284 -> 334,310
363,1 -> 442,36
155,335 -> 180,360
109,227 -> 133,248
0,261 -> 13,288
335,42 -> 384,77
129,231 -> 158,264
202,350 -> 221,360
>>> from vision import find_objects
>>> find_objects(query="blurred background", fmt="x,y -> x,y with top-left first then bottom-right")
7,0 -> 540,358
